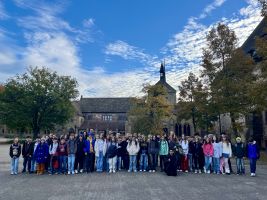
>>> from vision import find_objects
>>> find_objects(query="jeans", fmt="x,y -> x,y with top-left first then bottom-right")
129,155 -> 137,172
140,154 -> 148,171
204,156 -> 212,171
59,155 -> 67,174
149,154 -> 157,171
249,158 -> 257,174
117,156 -> 122,170
11,157 -> 19,174
96,152 -> 104,172
22,156 -> 31,172
109,156 -> 117,171
31,157 -> 36,172
212,157 -> 220,173
68,154 -> 75,173
236,158 -> 245,174
188,154 -> 194,171
74,154 -> 84,171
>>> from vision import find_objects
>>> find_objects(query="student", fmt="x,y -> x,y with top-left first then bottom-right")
148,135 -> 159,172
67,133 -> 77,175
127,136 -> 140,172
57,138 -> 67,174
193,136 -> 203,173
22,136 -> 32,173
75,134 -> 85,173
30,137 -> 40,173
181,135 -> 189,173
94,133 -> 107,172
88,132 -> 96,172
233,137 -> 246,175
34,137 -> 49,175
159,136 -> 169,172
121,136 -> 129,170
221,135 -> 232,175
49,137 -> 59,175
107,136 -> 118,173
202,137 -> 214,174
175,139 -> 183,172
84,135 -> 95,173
247,138 -> 260,177
188,137 -> 195,172
212,136 -> 222,174
9,137 -> 21,175
139,135 -> 148,172
165,149 -> 178,176
116,137 -> 124,171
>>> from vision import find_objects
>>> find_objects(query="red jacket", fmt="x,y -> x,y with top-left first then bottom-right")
203,143 -> 214,157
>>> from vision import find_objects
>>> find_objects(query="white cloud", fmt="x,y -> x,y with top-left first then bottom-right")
83,18 -> 95,28
0,1 -> 9,20
105,40 -> 159,69
199,0 -> 227,19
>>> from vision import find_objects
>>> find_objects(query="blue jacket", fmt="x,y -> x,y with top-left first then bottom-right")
84,139 -> 95,154
34,143 -> 49,164
247,142 -> 260,159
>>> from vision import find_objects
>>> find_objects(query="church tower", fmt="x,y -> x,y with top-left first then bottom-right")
160,62 -> 166,82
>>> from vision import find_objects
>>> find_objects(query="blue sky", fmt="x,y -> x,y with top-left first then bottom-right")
0,0 -> 263,97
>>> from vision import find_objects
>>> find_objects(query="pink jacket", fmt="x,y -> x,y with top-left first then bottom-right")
203,143 -> 214,157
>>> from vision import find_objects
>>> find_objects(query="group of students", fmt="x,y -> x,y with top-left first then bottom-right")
9,129 -> 260,177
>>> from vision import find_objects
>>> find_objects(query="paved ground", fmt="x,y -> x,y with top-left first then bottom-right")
1,144 -> 267,200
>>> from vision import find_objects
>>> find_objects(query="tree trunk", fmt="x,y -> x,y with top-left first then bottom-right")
230,113 -> 238,137
191,108 -> 196,134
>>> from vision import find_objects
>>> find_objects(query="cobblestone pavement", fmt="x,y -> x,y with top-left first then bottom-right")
1,144 -> 267,200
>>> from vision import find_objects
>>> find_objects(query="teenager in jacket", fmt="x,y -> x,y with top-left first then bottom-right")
203,137 -> 214,174
127,136 -> 140,172
49,137 -> 58,175
188,137 -> 195,172
165,149 -> 177,176
22,136 -> 32,173
67,133 -> 77,175
139,136 -> 148,172
148,135 -> 159,172
9,137 -> 21,175
159,136 -> 169,172
117,137 -> 124,171
75,134 -> 85,173
84,134 -> 95,173
212,136 -> 222,174
57,138 -> 68,174
107,136 -> 118,173
30,137 -> 40,173
233,137 -> 246,175
247,138 -> 260,177
193,136 -> 203,173
34,137 -> 49,175
94,133 -> 107,172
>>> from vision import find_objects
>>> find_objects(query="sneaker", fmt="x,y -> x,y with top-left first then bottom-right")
80,169 -> 83,173
185,170 -> 188,173
10,172 -> 14,175
72,172 -> 75,175
204,168 -> 207,173
128,170 -> 131,173
14,172 -> 18,175
143,170 -> 146,172
195,170 -> 198,174
68,172 -> 71,175
109,170 -> 112,173
152,170 -> 155,173
149,170 -> 152,173
113,170 -> 116,173
134,170 -> 137,173
198,170 -> 202,174
140,170 -> 143,172
207,170 -> 210,174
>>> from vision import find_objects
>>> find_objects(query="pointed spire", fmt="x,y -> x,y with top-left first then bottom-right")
160,62 -> 166,82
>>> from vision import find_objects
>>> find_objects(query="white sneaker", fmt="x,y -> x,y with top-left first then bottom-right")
152,170 -> 155,173
109,170 -> 112,173
113,170 -> 116,173
198,170 -> 202,174
68,172 -> 71,175
140,170 -> 143,172
75,170 -> 78,174
185,170 -> 188,173
204,168 -> 206,173
10,172 -> 14,175
195,170 -> 198,174
134,170 -> 137,173
149,170 -> 152,173
128,170 -> 131,172
143,170 -> 146,172
14,172 -> 18,175
207,170 -> 210,174
80,169 -> 83,173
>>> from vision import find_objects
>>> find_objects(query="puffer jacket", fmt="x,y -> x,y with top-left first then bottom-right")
127,141 -> 140,156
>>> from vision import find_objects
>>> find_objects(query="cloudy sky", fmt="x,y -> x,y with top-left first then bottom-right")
0,0 -> 263,98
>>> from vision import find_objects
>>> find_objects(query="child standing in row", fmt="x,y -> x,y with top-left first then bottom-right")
9,137 -> 21,175
34,137 -> 49,175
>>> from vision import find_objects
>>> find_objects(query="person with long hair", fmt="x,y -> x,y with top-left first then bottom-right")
221,135 -> 232,175
202,137 -> 214,174
127,136 -> 140,172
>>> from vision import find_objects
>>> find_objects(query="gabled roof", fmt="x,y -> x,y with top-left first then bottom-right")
155,80 -> 176,93
79,97 -> 133,113
242,17 -> 267,53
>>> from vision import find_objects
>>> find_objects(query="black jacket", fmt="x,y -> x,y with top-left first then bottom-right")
22,141 -> 32,157
106,142 -> 117,158
233,143 -> 246,158
9,143 -> 21,158
76,139 -> 85,156
140,141 -> 148,154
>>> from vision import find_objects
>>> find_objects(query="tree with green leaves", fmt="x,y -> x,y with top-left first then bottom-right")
201,23 -> 255,135
0,67 -> 79,138
129,84 -> 173,135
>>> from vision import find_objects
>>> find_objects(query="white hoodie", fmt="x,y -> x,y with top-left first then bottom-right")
127,141 -> 140,156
